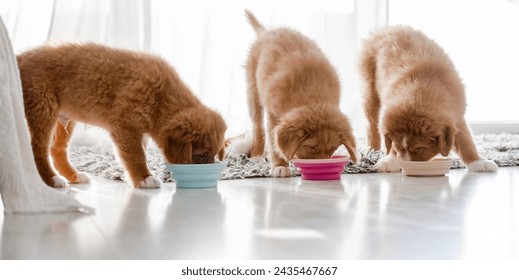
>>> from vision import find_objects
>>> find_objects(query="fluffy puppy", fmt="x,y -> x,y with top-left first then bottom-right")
244,10 -> 357,177
17,43 -> 227,188
359,25 -> 497,172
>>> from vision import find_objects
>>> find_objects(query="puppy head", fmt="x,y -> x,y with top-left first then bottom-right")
157,107 -> 227,164
382,108 -> 456,161
273,106 -> 358,163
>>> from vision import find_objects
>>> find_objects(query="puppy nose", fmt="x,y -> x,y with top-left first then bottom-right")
193,152 -> 211,163
305,152 -> 329,159
410,154 -> 429,161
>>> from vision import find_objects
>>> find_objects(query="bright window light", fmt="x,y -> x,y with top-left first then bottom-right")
389,0 -> 519,123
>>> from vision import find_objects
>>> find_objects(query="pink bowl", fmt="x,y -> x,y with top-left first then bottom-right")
292,156 -> 350,180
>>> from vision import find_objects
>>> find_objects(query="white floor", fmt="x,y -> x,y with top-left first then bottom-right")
1,167 -> 518,260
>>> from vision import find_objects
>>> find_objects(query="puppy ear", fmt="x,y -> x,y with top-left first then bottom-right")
438,125 -> 455,157
340,133 -> 358,164
216,143 -> 226,161
384,133 -> 393,155
163,132 -> 192,164
273,124 -> 305,161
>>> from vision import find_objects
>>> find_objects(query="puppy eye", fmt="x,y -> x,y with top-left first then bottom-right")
414,147 -> 426,153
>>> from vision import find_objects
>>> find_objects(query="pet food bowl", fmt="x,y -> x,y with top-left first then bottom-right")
165,161 -> 227,188
292,155 -> 350,180
399,158 -> 454,177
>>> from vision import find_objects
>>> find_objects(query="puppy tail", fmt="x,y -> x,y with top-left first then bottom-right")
245,9 -> 266,35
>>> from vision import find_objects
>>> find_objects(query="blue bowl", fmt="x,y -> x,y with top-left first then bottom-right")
165,161 -> 227,188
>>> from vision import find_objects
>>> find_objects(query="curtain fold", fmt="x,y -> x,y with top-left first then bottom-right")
0,16 -> 93,214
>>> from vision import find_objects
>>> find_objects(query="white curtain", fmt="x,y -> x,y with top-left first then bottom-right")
0,0 -> 55,52
389,0 -> 519,125
0,0 -> 388,141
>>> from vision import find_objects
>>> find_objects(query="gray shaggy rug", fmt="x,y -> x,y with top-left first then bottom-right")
68,133 -> 519,183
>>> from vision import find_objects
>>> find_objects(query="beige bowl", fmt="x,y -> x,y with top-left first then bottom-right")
399,158 -> 454,177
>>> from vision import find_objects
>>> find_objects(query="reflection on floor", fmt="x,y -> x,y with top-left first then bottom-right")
1,167 -> 518,259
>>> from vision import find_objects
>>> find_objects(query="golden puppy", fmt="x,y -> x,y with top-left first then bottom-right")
244,10 -> 358,177
17,43 -> 227,188
359,25 -> 497,172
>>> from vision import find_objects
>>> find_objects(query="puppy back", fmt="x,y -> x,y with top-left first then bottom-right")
245,9 -> 266,35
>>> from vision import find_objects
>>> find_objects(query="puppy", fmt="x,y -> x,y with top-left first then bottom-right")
244,10 -> 358,177
359,25 -> 497,172
17,43 -> 227,188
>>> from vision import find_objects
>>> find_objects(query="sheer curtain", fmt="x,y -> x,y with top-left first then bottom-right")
0,0 -> 55,52
0,0 -> 387,141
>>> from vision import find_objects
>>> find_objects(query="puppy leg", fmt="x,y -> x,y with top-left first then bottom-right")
25,98 -> 67,188
111,129 -> 161,188
246,64 -> 265,159
267,113 -> 291,177
364,92 -> 381,151
359,46 -> 381,151
454,121 -> 497,172
51,120 -> 90,184
374,150 -> 401,172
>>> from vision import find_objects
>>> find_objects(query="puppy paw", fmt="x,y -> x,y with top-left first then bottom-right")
468,159 -> 498,172
77,172 -> 91,183
374,155 -> 401,172
52,175 -> 70,188
70,172 -> 90,183
138,176 -> 162,188
271,166 -> 292,177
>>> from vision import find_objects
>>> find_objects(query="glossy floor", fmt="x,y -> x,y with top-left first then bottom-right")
1,167 -> 518,259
